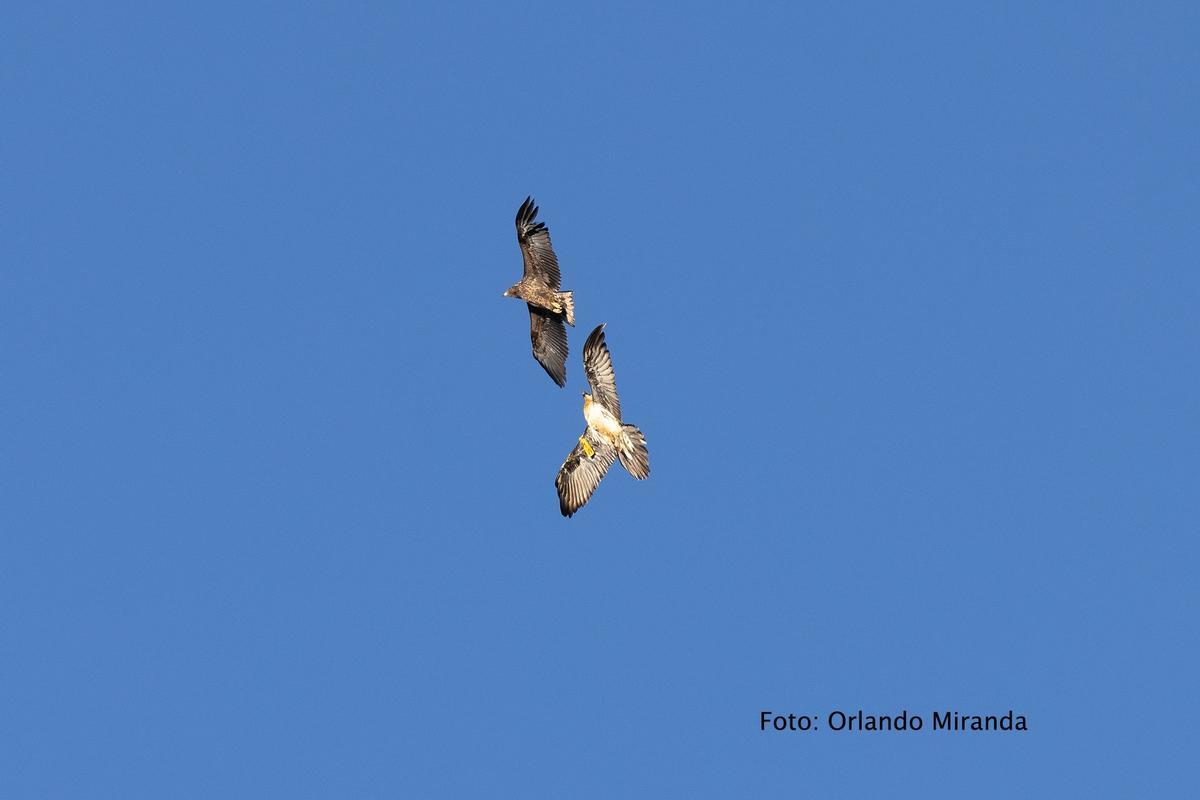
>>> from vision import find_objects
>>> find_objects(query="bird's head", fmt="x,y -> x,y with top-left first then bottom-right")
582,392 -> 592,405
502,285 -> 518,298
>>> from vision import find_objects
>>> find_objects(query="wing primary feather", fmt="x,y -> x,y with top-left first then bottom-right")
583,322 -> 621,420
529,305 -> 568,386
555,428 -> 618,517
514,196 -> 562,288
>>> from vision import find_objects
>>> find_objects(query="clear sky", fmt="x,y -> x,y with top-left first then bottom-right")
3,1 -> 1197,796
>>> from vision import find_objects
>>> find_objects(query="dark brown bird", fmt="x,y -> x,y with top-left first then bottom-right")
555,324 -> 650,517
502,197 -> 575,386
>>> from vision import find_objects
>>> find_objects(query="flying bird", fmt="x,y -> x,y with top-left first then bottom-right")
555,323 -> 650,517
502,197 -> 575,386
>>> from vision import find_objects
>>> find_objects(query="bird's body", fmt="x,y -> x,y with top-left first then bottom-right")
503,197 -> 574,386
555,324 -> 650,517
583,393 -> 623,441
505,279 -> 574,321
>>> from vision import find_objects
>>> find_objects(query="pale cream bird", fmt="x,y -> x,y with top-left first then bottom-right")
555,323 -> 650,517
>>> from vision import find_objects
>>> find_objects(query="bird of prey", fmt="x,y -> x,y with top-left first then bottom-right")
502,197 -> 575,386
555,323 -> 650,517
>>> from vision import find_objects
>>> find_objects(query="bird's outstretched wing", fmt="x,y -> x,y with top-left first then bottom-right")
556,427 -> 619,517
515,196 -> 561,289
530,306 -> 568,387
583,323 -> 621,420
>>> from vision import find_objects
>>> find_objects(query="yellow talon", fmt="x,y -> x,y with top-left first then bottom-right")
580,435 -> 595,458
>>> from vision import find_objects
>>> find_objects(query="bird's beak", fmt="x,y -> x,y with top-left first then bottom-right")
502,289 -> 511,297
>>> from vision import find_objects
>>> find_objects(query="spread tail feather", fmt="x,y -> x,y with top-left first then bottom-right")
559,291 -> 575,327
619,424 -> 650,480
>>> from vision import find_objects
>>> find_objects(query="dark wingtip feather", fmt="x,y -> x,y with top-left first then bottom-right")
516,196 -> 534,226
556,472 -> 575,516
583,325 -> 607,363
584,323 -> 607,352
540,360 -> 566,387
516,195 -> 548,236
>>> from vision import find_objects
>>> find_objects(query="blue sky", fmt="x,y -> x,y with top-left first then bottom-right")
3,1 -> 1197,796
